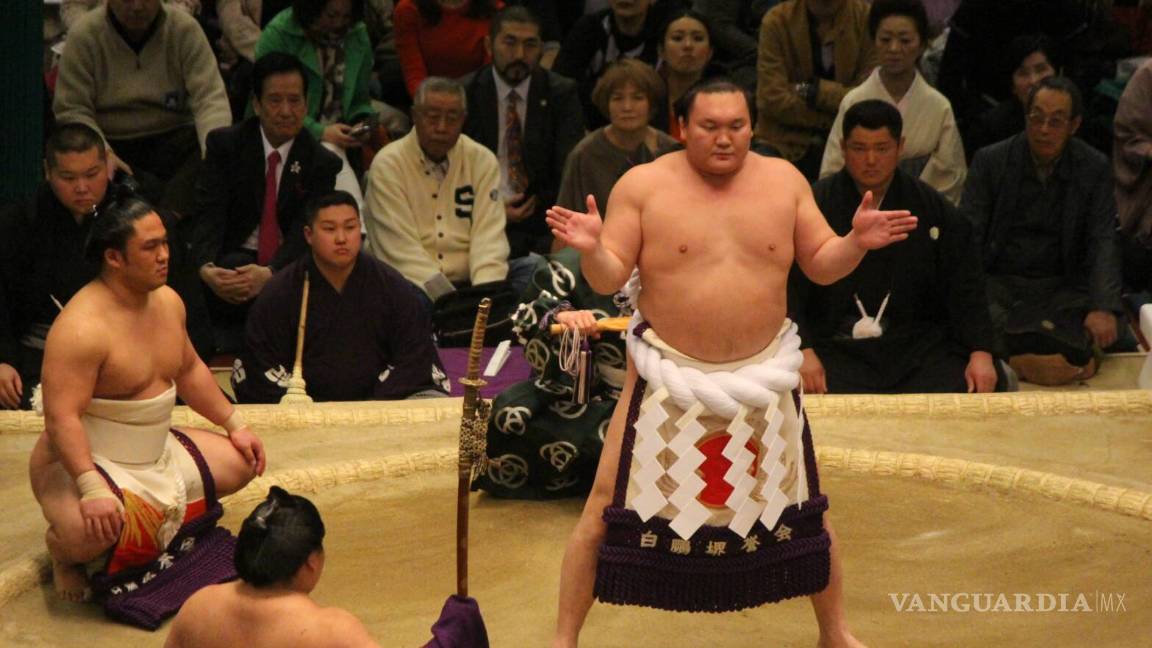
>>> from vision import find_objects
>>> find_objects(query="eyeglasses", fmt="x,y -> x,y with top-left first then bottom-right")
1026,112 -> 1070,130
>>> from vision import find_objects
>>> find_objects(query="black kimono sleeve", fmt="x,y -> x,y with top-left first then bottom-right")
373,275 -> 448,399
233,269 -> 299,403
938,200 -> 999,356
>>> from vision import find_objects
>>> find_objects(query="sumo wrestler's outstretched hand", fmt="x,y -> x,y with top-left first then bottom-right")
851,191 -> 918,250
546,195 -> 603,253
229,426 -> 267,476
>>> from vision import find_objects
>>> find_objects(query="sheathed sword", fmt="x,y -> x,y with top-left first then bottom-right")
456,298 -> 491,597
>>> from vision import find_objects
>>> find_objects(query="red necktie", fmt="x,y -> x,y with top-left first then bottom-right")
506,91 -> 528,194
257,150 -> 282,265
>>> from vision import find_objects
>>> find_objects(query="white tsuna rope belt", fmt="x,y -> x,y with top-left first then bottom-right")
621,271 -> 804,419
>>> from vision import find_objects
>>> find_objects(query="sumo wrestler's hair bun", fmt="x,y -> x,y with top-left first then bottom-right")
235,486 -> 326,587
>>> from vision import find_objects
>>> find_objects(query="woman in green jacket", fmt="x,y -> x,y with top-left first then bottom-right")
256,0 -> 376,204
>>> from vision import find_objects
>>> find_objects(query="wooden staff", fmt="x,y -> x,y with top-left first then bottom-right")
548,316 -> 630,336
280,272 -> 314,404
456,298 -> 491,597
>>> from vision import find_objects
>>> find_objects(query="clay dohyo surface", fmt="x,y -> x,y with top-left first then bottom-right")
1,393 -> 1149,647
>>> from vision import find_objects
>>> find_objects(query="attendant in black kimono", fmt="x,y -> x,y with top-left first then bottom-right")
0,123 -> 209,408
789,99 -> 1001,394
233,191 -> 448,403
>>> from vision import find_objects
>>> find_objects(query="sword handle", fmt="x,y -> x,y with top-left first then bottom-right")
465,298 -> 492,380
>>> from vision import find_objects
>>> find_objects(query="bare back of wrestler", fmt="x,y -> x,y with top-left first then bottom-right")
545,83 -> 916,647
28,205 -> 266,602
165,581 -> 380,648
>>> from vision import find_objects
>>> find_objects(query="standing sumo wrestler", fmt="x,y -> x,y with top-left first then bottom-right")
547,77 -> 917,647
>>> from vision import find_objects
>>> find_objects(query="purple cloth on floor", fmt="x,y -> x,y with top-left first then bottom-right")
440,346 -> 532,399
101,526 -> 237,630
423,595 -> 490,648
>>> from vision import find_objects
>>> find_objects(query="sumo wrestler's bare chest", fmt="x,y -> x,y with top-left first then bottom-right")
644,190 -> 794,260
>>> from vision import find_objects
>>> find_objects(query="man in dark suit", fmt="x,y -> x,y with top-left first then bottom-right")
191,52 -> 341,353
962,77 -> 1123,385
461,5 -> 584,270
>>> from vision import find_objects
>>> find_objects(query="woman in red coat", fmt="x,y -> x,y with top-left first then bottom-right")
393,0 -> 502,98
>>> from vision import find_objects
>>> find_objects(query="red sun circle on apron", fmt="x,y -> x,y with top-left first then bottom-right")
695,432 -> 759,508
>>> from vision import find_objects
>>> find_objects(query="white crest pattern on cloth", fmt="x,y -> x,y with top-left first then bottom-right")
548,261 -> 577,296
231,358 -> 246,385
534,377 -> 571,396
378,365 -> 394,383
487,454 -> 529,488
264,365 -> 290,388
548,400 -> 588,419
545,473 -> 581,491
432,365 -> 451,391
524,338 -> 551,373
512,302 -> 539,342
597,418 -> 610,442
494,405 -> 532,435
594,342 -> 625,369
539,441 -> 579,471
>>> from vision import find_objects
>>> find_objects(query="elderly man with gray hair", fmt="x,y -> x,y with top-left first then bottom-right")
364,76 -> 510,309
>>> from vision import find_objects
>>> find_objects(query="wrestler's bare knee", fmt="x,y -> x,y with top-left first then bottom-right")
174,428 -> 256,496
34,465 -> 116,563
47,526 -> 114,565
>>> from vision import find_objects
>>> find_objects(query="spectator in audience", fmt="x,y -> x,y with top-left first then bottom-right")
473,247 -> 630,499
503,0 -> 563,67
0,124 -> 111,410
791,100 -> 999,394
191,53 -> 342,354
0,123 -> 212,409
962,33 -> 1057,161
216,0 -> 267,119
165,487 -> 384,647
555,59 -> 679,219
962,77 -> 1123,385
936,0 -> 1094,131
461,5 -> 584,261
754,0 -> 876,180
234,191 -> 447,403
653,8 -> 718,142
54,0 -> 230,214
365,76 -> 509,305
363,0 -> 405,107
256,0 -> 376,207
820,0 -> 965,204
1113,57 -> 1152,294
60,0 -> 199,33
393,0 -> 501,99
921,0 -> 959,35
214,0 -> 295,117
695,0 -> 776,91
553,0 -> 684,129
216,0 -> 263,71
527,0 -> 619,47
